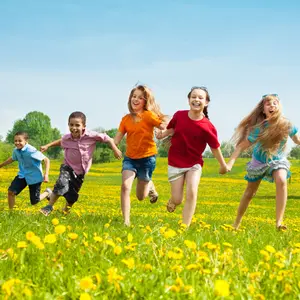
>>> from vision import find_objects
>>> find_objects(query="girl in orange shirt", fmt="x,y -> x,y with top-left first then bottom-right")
114,85 -> 166,226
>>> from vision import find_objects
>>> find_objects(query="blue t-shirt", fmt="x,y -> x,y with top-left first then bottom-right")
12,144 -> 45,185
248,123 -> 298,163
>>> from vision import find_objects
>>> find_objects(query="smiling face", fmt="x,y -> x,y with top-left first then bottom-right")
14,135 -> 27,149
68,117 -> 86,139
130,89 -> 146,113
188,88 -> 208,112
263,98 -> 279,118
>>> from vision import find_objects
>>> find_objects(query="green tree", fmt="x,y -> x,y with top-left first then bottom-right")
6,111 -> 62,158
0,141 -> 14,162
290,145 -> 300,159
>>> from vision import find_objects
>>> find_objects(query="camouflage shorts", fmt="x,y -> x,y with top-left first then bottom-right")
53,164 -> 84,204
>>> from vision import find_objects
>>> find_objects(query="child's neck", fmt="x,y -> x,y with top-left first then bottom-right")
188,110 -> 204,121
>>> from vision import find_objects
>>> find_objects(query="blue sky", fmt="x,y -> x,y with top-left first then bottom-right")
1,0 -> 300,148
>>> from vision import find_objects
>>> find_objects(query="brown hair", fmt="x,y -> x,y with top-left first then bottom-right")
14,131 -> 29,141
187,86 -> 210,119
231,95 -> 291,158
68,111 -> 86,126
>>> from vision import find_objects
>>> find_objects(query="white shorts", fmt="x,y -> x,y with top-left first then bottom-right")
168,164 -> 202,182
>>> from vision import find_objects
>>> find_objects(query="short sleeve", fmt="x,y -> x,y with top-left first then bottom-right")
118,116 -> 127,134
289,125 -> 298,137
12,149 -> 18,161
206,123 -> 221,149
31,150 -> 46,161
248,127 -> 260,143
88,131 -> 110,143
146,111 -> 162,127
167,112 -> 178,129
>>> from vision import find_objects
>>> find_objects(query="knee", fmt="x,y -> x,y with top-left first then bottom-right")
8,190 -> 15,197
121,183 -> 131,194
136,194 -> 145,201
172,196 -> 183,205
275,177 -> 287,189
244,189 -> 255,199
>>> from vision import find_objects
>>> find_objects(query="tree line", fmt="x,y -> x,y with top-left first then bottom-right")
1,111 -> 300,163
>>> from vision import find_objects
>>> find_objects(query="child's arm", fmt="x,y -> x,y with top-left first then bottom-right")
42,156 -> 50,183
106,137 -> 122,160
156,128 -> 174,140
0,157 -> 14,168
40,139 -> 62,152
114,131 -> 125,146
227,139 -> 252,171
210,147 -> 228,174
291,134 -> 300,145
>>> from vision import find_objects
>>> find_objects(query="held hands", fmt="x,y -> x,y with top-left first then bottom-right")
219,164 -> 230,175
155,130 -> 163,140
40,145 -> 49,153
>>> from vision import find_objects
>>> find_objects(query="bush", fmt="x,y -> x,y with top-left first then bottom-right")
0,142 -> 13,162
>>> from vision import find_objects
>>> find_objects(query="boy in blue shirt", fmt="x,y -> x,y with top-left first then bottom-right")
0,131 -> 51,209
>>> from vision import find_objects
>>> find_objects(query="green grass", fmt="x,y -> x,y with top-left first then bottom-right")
1,158 -> 300,299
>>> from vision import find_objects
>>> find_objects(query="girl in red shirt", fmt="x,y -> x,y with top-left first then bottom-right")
157,86 -> 228,226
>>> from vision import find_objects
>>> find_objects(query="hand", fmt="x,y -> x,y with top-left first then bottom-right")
219,164 -> 229,175
114,149 -> 122,160
40,145 -> 48,152
43,174 -> 49,183
155,130 -> 163,140
226,161 -> 234,172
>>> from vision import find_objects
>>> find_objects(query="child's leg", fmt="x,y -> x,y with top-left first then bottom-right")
168,176 -> 185,211
121,170 -> 136,226
233,180 -> 261,229
8,190 -> 16,209
136,180 -> 151,200
272,169 -> 288,228
40,188 -> 52,201
182,168 -> 201,226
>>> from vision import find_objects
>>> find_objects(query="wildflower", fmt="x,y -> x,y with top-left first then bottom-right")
104,223 -> 110,228
163,229 -> 177,239
55,225 -> 66,235
26,231 -> 35,241
93,236 -> 103,242
265,245 -> 276,253
44,234 -> 57,244
124,243 -> 137,251
79,277 -> 94,290
285,283 -> 292,294
104,240 -> 115,247
51,218 -> 59,225
68,233 -> 79,240
144,264 -> 153,271
214,280 -> 230,297
184,240 -> 197,250
17,241 -> 27,248
122,258 -> 135,269
23,287 -> 32,296
114,245 -> 122,255
171,265 -> 183,273
223,242 -> 232,248
145,237 -> 153,244
127,233 -> 133,242
107,267 -> 123,293
80,293 -> 91,300
2,278 -> 21,296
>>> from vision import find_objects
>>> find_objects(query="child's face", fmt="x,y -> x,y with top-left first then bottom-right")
68,117 -> 86,139
130,89 -> 146,113
188,89 -> 208,112
14,135 -> 27,149
263,99 -> 279,118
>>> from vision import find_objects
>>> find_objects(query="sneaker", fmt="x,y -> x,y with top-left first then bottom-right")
166,199 -> 176,212
148,187 -> 158,204
45,188 -> 52,200
40,205 -> 53,216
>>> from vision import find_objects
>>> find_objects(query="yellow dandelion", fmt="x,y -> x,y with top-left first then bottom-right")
127,233 -> 133,242
105,240 -> 115,247
23,287 -> 32,296
68,233 -> 79,240
55,225 -> 66,235
265,245 -> 276,253
80,293 -> 91,300
163,229 -> 177,239
44,234 -> 57,244
121,258 -> 135,269
184,240 -> 197,250
26,231 -> 35,241
51,218 -> 59,226
79,277 -> 94,290
144,264 -> 153,271
114,245 -> 122,255
93,236 -> 103,242
104,223 -> 110,228
214,280 -> 230,297
145,237 -> 153,244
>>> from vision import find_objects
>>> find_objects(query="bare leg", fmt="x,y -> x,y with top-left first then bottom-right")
121,170 -> 136,226
39,189 -> 51,201
182,168 -> 201,226
136,179 -> 150,200
233,180 -> 261,229
167,176 -> 185,212
62,201 -> 74,214
8,190 -> 16,209
273,169 -> 288,228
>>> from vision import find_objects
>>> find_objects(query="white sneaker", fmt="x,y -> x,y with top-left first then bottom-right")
45,188 -> 52,200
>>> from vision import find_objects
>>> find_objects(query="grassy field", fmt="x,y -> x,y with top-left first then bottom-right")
1,158 -> 300,299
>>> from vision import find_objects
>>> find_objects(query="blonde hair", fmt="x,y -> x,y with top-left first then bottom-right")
232,95 -> 291,158
127,85 -> 166,122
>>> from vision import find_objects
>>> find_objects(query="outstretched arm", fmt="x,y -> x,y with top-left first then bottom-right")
0,157 -> 14,168
156,128 -> 174,140
227,139 -> 252,171
40,139 -> 62,152
292,134 -> 300,145
42,156 -> 50,183
107,137 -> 122,160
114,131 -> 125,146
210,147 -> 229,174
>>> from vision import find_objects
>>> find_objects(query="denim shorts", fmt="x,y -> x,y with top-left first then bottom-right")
8,176 -> 42,205
122,155 -> 156,182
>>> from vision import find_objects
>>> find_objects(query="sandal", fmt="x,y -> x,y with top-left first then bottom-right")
166,199 -> 176,212
148,187 -> 159,204
40,205 -> 53,216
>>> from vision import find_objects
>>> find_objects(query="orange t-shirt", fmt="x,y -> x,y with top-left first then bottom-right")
118,111 -> 162,159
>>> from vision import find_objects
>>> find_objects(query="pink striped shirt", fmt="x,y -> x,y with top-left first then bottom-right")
61,130 -> 110,175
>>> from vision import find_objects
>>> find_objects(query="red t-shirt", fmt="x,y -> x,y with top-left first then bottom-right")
167,110 -> 220,168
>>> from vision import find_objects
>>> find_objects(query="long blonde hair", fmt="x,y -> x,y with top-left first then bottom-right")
127,85 -> 167,121
232,95 -> 291,157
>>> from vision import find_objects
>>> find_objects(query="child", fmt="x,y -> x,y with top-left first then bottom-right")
114,84 -> 167,226
39,111 -> 122,216
0,131 -> 51,209
227,94 -> 300,230
156,86 -> 228,227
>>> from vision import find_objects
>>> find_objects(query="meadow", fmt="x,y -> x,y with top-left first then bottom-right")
1,158 -> 300,299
